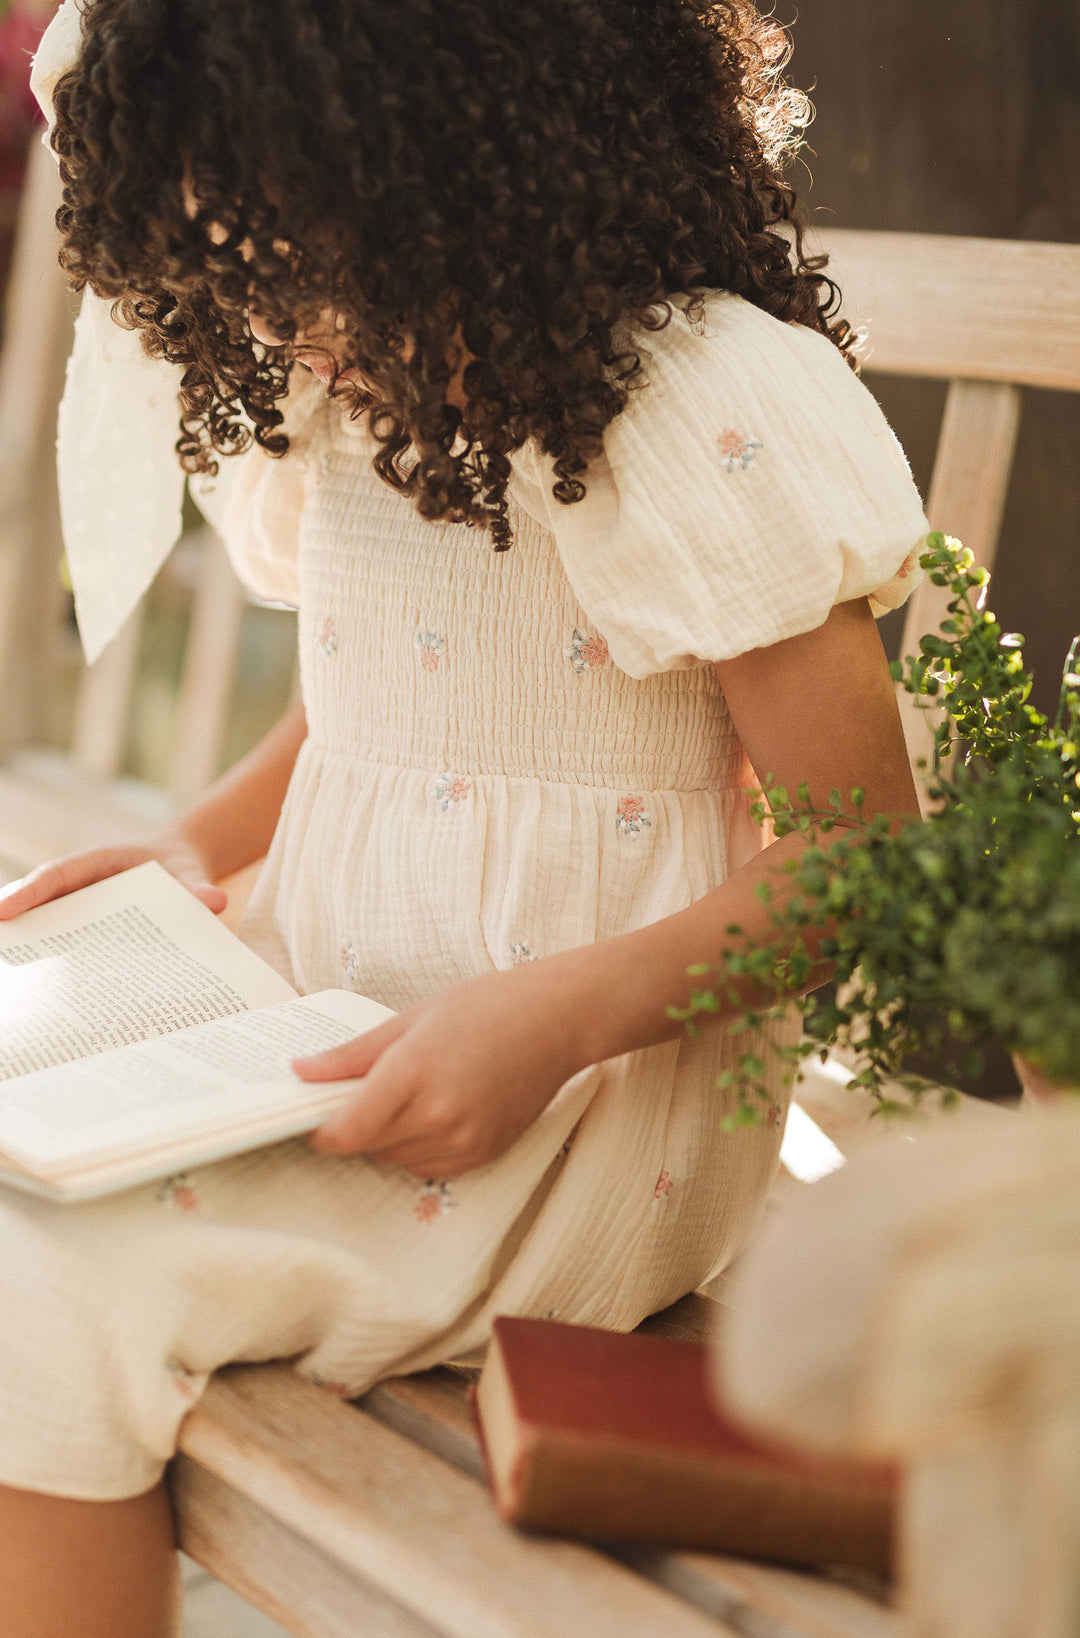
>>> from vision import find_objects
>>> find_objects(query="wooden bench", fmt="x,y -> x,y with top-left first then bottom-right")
173,1291 -> 905,1638
812,227 -> 1080,776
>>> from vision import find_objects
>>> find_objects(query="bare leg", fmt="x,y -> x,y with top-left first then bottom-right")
0,1479 -> 180,1638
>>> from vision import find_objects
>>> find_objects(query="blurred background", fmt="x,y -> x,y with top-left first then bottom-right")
791,0 -> 1080,713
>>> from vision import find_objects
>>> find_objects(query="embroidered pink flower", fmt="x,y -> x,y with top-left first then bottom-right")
415,629 -> 446,672
717,428 -> 762,472
158,1174 -> 199,1212
654,1170 -> 673,1200
166,1357 -> 198,1401
509,942 -> 537,966
309,1372 -> 353,1399
340,939 -> 361,987
433,772 -> 472,812
569,628 -> 609,674
615,793 -> 652,838
415,1179 -> 456,1222
894,550 -> 919,580
316,615 -> 338,656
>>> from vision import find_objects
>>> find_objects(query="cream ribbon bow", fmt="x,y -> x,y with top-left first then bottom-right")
31,0 -> 190,663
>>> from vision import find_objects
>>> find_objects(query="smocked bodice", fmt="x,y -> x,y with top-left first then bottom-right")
297,413 -> 747,793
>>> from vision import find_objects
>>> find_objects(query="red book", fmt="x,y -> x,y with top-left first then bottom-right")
474,1315 -> 896,1574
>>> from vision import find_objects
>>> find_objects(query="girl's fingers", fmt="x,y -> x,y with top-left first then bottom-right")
301,1014 -> 424,1156
0,849 -> 228,921
293,1014 -> 410,1082
189,883 -> 229,914
367,1141 -> 474,1178
310,1077 -> 416,1154
0,850 -> 135,920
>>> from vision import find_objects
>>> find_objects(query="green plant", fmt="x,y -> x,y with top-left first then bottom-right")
673,534 -> 1080,1122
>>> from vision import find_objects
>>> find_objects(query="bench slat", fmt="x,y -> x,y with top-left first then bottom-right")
178,1364 -> 733,1638
815,230 -> 1080,391
174,1456 -> 442,1638
364,1366 -> 484,1479
359,1292 -> 726,1483
638,1289 -> 730,1339
0,747 -> 174,868
621,1550 -> 905,1638
358,1295 -> 899,1638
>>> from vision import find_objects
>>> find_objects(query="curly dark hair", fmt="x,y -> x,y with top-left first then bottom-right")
50,0 -> 852,548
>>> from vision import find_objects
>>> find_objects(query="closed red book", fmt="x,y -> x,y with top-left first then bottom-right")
475,1315 -> 896,1574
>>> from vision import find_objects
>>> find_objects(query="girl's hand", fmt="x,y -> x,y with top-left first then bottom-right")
0,830 -> 227,921
297,959 -> 594,1178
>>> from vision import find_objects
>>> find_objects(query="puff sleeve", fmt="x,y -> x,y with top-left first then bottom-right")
518,294 -> 929,677
191,372 -> 328,607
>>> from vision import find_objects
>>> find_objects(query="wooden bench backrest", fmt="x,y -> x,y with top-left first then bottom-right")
815,229 -> 1080,767
0,142 -> 267,815
0,141 -> 73,761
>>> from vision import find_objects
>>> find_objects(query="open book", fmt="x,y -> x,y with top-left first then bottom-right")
0,863 -> 393,1203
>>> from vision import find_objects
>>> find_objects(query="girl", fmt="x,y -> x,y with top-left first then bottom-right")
0,2 -> 926,1632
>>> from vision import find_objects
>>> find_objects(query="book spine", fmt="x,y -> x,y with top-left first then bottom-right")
502,1432 -> 894,1576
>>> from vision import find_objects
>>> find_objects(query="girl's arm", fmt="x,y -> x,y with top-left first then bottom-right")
0,702 -> 308,919
298,599 -> 917,1175
169,700 -> 309,883
560,593 -> 919,1062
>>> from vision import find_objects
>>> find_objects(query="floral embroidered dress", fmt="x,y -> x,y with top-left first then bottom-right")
0,293 -> 928,1499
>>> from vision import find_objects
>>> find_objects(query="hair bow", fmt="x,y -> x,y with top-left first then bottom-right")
30,0 -> 191,663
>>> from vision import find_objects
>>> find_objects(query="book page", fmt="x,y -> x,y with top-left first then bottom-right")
0,862 -> 297,1080
0,990 -> 393,1171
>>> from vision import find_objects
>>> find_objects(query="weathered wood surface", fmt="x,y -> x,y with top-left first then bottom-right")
0,746 -> 173,869
175,1459 -> 443,1638
621,1550 -> 902,1638
176,1361 -> 736,1638
897,378 -> 1023,773
175,1288 -> 903,1638
169,532 -> 250,805
816,229 -> 1075,780
815,231 -> 1080,393
71,612 -> 145,783
0,139 -> 74,757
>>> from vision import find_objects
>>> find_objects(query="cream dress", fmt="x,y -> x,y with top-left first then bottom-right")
0,293 -> 927,1499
